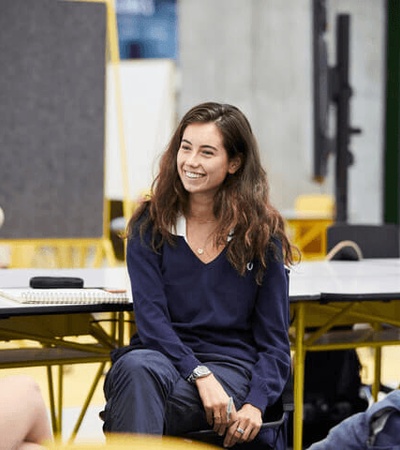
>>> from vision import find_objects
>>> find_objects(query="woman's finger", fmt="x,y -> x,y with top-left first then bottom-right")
205,407 -> 214,426
212,412 -> 226,435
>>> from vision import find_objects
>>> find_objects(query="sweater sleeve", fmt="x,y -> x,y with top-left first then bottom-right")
244,241 -> 291,413
126,227 -> 201,379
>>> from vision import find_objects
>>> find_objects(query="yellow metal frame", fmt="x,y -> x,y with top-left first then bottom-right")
2,193 -> 117,266
0,236 -> 116,268
290,298 -> 400,450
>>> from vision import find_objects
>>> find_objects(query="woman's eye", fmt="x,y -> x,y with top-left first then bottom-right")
181,145 -> 191,151
202,150 -> 214,156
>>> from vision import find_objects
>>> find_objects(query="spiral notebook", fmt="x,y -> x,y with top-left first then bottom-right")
0,288 -> 130,305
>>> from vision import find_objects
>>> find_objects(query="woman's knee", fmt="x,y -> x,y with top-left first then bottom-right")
113,349 -> 173,376
107,349 -> 180,396
0,375 -> 42,403
102,349 -> 180,433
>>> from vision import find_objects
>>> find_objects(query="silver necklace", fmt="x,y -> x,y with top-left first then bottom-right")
186,215 -> 217,256
196,235 -> 211,255
194,230 -> 215,256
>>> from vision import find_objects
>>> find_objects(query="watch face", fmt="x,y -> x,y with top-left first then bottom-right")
194,365 -> 211,377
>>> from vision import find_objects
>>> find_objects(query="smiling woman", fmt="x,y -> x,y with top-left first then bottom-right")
102,102 -> 297,450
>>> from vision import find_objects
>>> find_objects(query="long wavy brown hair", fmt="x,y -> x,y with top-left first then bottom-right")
127,102 -> 297,283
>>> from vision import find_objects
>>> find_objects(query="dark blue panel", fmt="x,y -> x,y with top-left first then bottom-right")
116,0 -> 177,59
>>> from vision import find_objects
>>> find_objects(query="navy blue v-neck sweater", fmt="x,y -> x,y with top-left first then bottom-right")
126,217 -> 291,414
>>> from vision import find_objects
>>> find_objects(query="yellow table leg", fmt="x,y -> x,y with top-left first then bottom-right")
293,303 -> 306,450
372,323 -> 382,401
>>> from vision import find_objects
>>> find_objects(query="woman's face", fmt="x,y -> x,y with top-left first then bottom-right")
177,122 -> 239,198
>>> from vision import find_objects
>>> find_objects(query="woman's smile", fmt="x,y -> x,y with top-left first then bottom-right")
184,170 -> 205,179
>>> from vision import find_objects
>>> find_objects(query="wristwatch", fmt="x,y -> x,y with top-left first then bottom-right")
187,365 -> 212,384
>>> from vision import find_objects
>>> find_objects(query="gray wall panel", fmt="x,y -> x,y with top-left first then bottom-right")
0,0 -> 106,239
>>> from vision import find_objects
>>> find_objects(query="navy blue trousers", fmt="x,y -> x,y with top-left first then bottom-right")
103,350 -> 285,450
102,349 -> 287,449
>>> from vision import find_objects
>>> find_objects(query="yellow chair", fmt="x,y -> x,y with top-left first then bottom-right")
47,434 -> 218,449
286,194 -> 335,260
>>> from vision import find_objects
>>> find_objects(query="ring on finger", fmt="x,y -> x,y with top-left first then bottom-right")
236,426 -> 245,435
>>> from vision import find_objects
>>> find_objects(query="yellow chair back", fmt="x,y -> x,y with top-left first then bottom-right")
294,194 -> 335,216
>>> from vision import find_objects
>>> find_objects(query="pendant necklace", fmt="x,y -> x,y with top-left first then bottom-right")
187,215 -> 216,256
196,234 -> 212,255
192,228 -> 216,256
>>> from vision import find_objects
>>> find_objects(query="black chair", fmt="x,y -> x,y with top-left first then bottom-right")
182,377 -> 294,450
326,223 -> 400,259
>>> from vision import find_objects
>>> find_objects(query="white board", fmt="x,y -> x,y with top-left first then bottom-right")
105,59 -> 177,202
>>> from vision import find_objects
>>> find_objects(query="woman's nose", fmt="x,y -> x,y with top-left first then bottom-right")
186,151 -> 200,166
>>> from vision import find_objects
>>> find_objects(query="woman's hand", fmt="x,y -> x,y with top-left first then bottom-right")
223,403 -> 263,448
195,374 -> 238,436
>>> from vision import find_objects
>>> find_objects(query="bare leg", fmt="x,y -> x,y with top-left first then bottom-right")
0,375 -> 52,450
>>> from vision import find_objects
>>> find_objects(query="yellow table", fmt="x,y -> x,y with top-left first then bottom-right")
289,259 -> 400,450
0,267 -> 133,442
